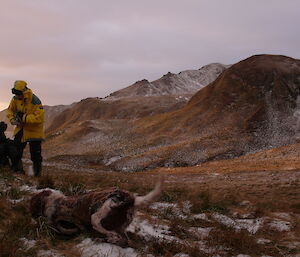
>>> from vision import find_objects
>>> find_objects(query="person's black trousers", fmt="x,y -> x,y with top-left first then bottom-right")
0,143 -> 9,166
14,129 -> 42,175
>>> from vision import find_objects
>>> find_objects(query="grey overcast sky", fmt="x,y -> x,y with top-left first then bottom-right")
0,0 -> 299,111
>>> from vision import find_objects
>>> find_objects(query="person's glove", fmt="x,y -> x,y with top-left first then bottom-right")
11,119 -> 21,126
16,111 -> 24,122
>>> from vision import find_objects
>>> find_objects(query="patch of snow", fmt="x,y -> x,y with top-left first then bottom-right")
257,238 -> 272,244
236,255 -> 251,257
232,212 -> 255,219
37,249 -> 62,257
104,156 -> 122,166
173,254 -> 189,257
8,198 -> 25,204
182,201 -> 192,214
150,202 -> 188,219
19,184 -> 37,192
19,187 -> 63,196
77,238 -> 138,257
150,202 -> 177,209
239,200 -> 252,207
212,213 -> 236,227
20,238 -> 37,250
235,218 -> 264,234
35,188 -> 63,194
193,213 -> 209,221
127,217 -> 177,242
268,219 -> 292,232
213,214 -> 264,234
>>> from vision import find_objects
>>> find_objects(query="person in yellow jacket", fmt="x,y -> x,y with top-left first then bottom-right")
7,80 -> 45,176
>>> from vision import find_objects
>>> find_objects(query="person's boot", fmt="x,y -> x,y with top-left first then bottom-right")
33,162 -> 42,177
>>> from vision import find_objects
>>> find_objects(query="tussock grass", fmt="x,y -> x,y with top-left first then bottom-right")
0,166 -> 15,182
2,186 -> 22,200
0,200 -> 37,257
37,174 -> 55,189
35,216 -> 60,241
207,224 -> 282,257
56,179 -> 87,196
187,190 -> 235,214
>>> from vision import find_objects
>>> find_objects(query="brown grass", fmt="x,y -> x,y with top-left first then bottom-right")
207,224 -> 281,257
0,162 -> 300,256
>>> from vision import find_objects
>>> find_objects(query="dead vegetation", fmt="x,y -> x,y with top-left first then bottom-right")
0,161 -> 299,256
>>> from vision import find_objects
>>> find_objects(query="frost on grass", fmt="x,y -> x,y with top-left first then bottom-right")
77,238 -> 138,257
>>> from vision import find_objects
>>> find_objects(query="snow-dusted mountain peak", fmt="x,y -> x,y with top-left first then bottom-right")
106,63 -> 228,99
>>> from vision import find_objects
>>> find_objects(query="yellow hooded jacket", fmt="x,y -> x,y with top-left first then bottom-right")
7,88 -> 45,142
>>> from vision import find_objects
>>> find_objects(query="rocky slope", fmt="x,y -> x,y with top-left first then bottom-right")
106,63 -> 228,99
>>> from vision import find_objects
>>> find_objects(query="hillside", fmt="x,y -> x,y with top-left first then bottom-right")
43,55 -> 300,171
117,54 -> 300,170
45,96 -> 188,135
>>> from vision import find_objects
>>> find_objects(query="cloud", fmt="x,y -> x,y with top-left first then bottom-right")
0,0 -> 299,109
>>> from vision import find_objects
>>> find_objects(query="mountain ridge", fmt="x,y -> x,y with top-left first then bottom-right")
106,63 -> 228,99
